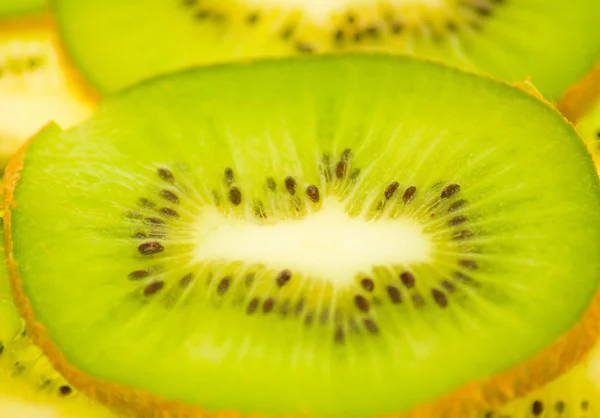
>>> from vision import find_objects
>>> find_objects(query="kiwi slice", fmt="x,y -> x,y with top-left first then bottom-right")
557,59 -> 600,172
0,13 -> 94,168
0,0 -> 44,19
5,55 -> 600,417
0,224 -> 116,418
484,344 -> 600,418
49,0 -> 600,100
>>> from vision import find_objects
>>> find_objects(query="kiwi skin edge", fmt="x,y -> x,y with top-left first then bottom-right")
5,91 -> 600,418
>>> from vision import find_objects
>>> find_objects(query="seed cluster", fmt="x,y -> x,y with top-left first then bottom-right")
483,396 -> 593,417
179,0 -> 507,55
0,338 -> 75,398
0,54 -> 45,80
121,143 -> 486,346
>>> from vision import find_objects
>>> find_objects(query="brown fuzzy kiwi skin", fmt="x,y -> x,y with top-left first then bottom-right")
4,76 -> 600,418
557,58 -> 600,123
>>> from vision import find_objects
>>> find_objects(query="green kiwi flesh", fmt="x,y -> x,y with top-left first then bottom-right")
0,0 -> 44,19
50,0 -> 600,100
5,55 -> 600,417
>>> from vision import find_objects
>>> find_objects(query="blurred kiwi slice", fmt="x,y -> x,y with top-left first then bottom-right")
557,59 -> 600,172
0,6 -> 94,169
49,0 -> 600,100
483,343 -> 600,417
5,54 -> 600,417
0,221 -> 116,418
0,0 -> 44,18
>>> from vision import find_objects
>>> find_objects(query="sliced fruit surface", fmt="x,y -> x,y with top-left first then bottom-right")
50,0 -> 600,99
482,343 -> 600,418
0,15 -> 94,168
0,239 -> 117,418
0,0 -> 44,19
5,55 -> 600,417
575,98 -> 600,171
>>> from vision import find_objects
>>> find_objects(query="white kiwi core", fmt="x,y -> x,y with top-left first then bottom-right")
193,200 -> 432,284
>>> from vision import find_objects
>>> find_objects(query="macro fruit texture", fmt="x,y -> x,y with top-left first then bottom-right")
0,5 -> 93,169
557,59 -> 600,176
0,217 -> 116,418
50,0 -> 600,100
4,55 -> 600,418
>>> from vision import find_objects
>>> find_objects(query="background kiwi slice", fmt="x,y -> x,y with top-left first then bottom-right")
0,0 -> 44,19
484,342 -> 600,417
0,218 -> 116,418
49,0 -> 600,100
5,55 -> 600,417
0,10 -> 94,169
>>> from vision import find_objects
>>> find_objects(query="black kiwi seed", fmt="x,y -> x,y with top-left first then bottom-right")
58,385 -> 73,396
334,326 -> 345,344
412,293 -> 425,308
582,400 -> 589,410
296,43 -> 315,54
157,168 -> 174,183
144,217 -> 165,225
284,176 -> 297,195
180,273 -> 194,287
448,199 -> 467,212
138,241 -> 164,255
246,12 -> 259,24
160,208 -> 179,218
384,182 -> 399,200
294,299 -> 305,315
459,260 -> 478,270
387,286 -> 402,304
555,401 -> 565,413
159,190 -> 179,203
138,197 -> 156,209
217,277 -> 231,295
263,298 -> 275,313
336,160 -> 346,179
306,185 -> 320,203
280,24 -> 295,39
334,29 -> 345,42
247,298 -> 259,314
253,201 -> 267,219
276,269 -> 292,287
532,400 -> 543,416
441,184 -> 461,198
354,295 -> 370,312
224,168 -> 234,185
267,177 -> 277,191
360,278 -> 375,292
390,21 -> 403,34
229,187 -> 242,205
363,319 -> 379,334
452,230 -> 474,240
0,343 -> 4,357
441,280 -> 456,292
279,300 -> 290,316
431,289 -> 448,308
128,270 -> 150,280
448,215 -> 467,226
144,281 -> 165,296
400,271 -> 416,288
402,186 -> 417,202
